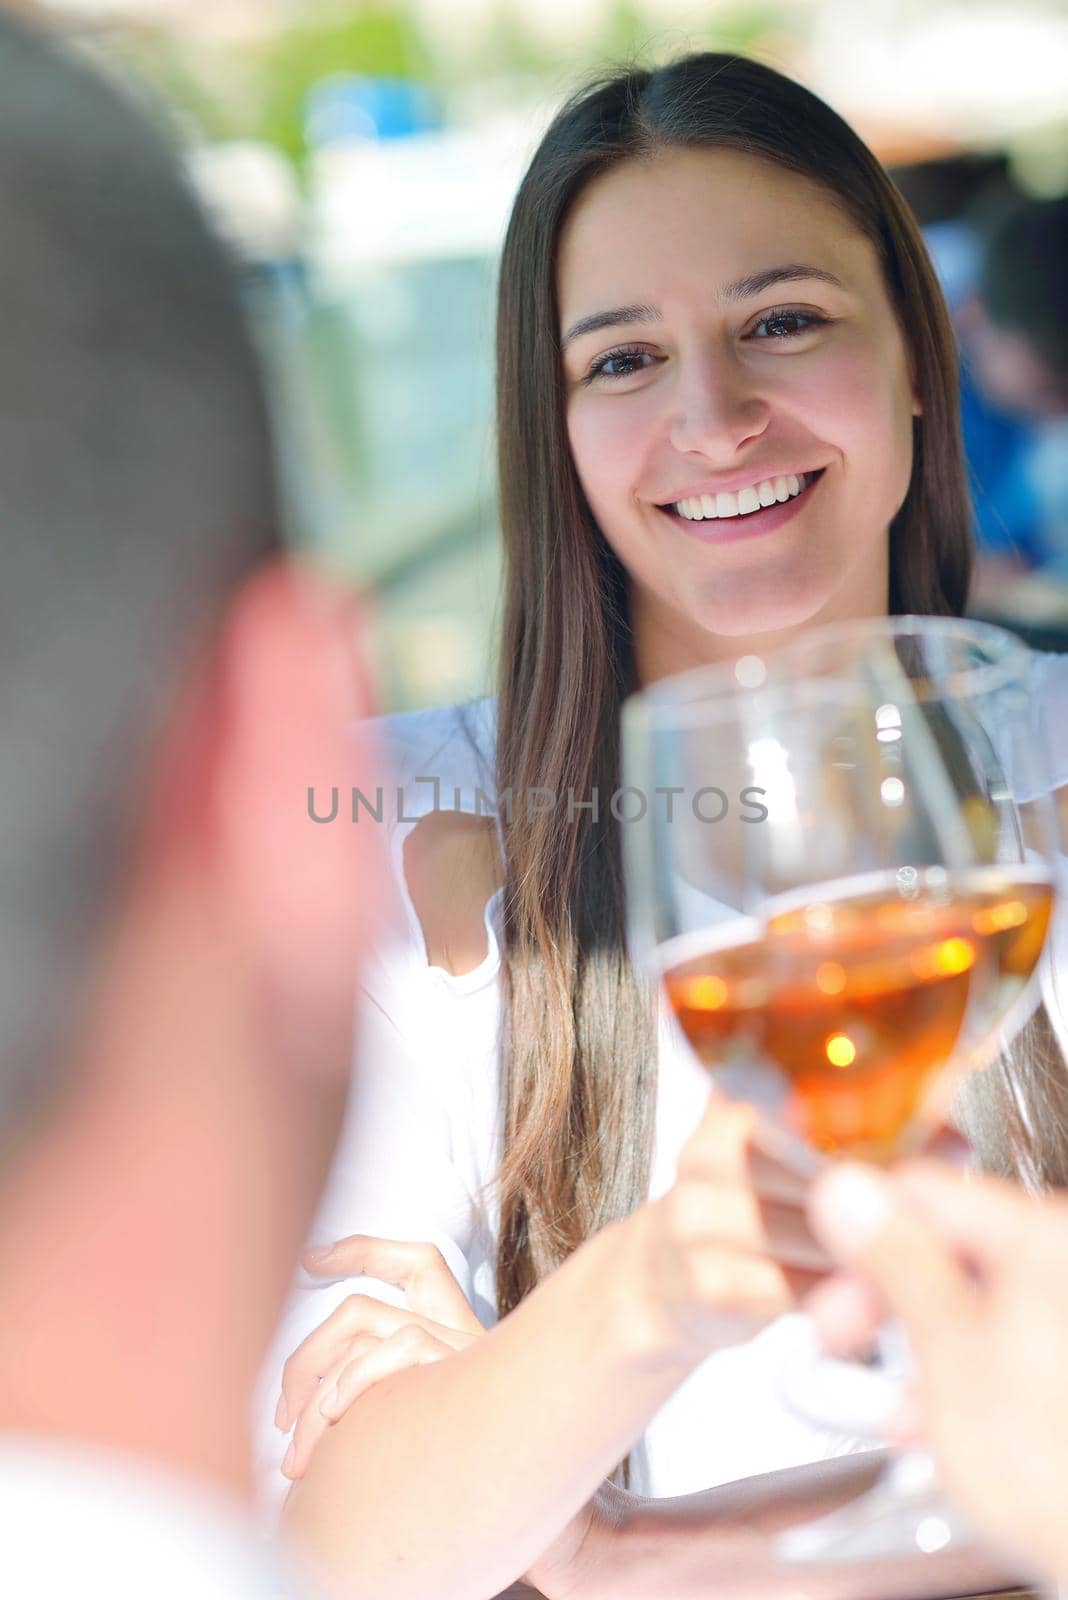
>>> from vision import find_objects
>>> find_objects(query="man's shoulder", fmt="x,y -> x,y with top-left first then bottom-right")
0,1440 -> 303,1599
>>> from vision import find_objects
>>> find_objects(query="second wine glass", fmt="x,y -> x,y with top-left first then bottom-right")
621,623 -> 1058,1562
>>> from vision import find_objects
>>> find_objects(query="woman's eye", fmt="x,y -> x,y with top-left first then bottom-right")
582,346 -> 656,384
750,309 -> 827,340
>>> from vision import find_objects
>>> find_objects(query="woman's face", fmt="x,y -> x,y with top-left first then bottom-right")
558,147 -> 922,679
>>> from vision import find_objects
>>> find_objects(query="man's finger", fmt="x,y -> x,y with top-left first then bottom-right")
895,1162 -> 1038,1268
807,1163 -> 976,1367
805,1272 -> 885,1359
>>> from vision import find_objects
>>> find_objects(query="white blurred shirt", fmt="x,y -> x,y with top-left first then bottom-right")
1,1437 -> 310,1598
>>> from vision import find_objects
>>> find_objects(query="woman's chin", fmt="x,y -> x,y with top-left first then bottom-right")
688,583 -> 837,646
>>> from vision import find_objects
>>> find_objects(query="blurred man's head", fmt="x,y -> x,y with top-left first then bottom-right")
962,194 -> 1068,419
0,11 -> 380,1489
0,12 -> 277,1128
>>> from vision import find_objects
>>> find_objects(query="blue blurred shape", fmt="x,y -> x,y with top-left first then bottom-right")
305,75 -> 442,148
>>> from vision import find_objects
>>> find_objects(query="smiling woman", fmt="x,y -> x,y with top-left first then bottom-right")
262,51 -> 1068,1600
491,53 -> 976,1336
557,147 -> 926,671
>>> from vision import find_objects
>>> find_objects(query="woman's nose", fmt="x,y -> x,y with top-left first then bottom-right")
667,352 -> 771,456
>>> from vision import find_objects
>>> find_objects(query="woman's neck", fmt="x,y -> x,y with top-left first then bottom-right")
628,581 -> 889,688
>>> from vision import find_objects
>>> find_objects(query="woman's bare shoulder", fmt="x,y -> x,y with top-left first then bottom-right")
363,697 -> 503,976
403,809 -> 503,976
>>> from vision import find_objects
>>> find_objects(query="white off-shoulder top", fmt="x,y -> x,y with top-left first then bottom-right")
258,653 -> 1068,1508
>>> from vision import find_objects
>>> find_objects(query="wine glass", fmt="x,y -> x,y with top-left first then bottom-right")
756,615 -> 1061,1564
621,619 -> 1059,1566
764,616 -> 1057,1071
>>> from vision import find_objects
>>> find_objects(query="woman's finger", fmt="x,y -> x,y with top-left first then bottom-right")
286,1324 -> 479,1480
744,1144 -> 817,1205
914,1125 -> 972,1166
679,1098 -> 816,1206
302,1233 -> 482,1330
283,1341 -> 374,1481
279,1292 -> 473,1427
319,1324 -> 465,1422
693,1248 -> 827,1317
667,1178 -> 832,1273
685,1244 -> 827,1344
746,1196 -> 831,1273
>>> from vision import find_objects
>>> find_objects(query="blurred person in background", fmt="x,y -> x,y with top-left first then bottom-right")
808,1160 -> 1068,1594
262,51 -> 1068,1600
0,9 -> 385,1594
896,160 -> 1068,614
964,193 -> 1068,427
958,194 -> 1068,604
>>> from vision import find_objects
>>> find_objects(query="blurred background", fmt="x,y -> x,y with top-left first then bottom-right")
26,0 -> 1068,708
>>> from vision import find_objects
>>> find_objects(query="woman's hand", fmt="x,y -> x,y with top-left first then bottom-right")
626,1096 -> 832,1361
276,1236 -> 483,1480
277,1231 -> 621,1597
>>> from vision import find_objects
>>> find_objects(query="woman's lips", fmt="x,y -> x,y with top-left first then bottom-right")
657,469 -> 825,544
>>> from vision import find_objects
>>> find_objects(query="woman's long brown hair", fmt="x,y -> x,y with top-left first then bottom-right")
492,53 -> 1068,1328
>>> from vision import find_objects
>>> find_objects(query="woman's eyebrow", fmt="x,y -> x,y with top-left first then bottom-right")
560,264 -> 847,352
560,302 -> 661,353
722,262 -> 846,303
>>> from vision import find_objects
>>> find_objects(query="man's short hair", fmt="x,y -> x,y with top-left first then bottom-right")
0,13 -> 282,1134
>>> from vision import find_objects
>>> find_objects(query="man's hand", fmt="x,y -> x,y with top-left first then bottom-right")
808,1161 -> 1068,1587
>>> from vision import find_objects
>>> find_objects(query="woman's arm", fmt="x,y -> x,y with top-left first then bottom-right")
532,1456 -> 1015,1600
281,1144 -> 1016,1600
283,1096 -> 833,1600
285,1213 -> 698,1600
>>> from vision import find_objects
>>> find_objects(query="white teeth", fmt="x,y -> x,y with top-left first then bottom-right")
672,471 -> 812,521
